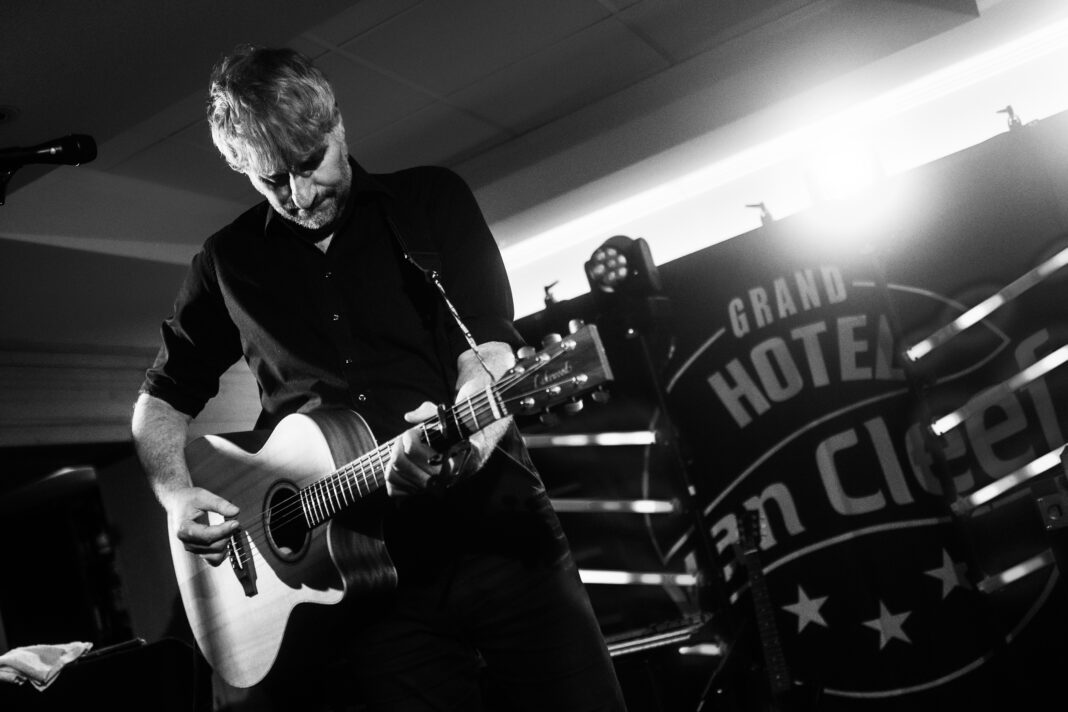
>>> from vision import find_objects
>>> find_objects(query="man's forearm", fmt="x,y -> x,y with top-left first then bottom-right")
131,392 -> 194,509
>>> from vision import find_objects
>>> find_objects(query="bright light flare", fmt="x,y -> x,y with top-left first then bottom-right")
550,499 -> 678,514
806,130 -> 882,203
977,551 -> 1055,593
952,447 -> 1065,513
523,431 -> 658,448
930,344 -> 1068,436
906,245 -> 1068,362
579,570 -> 699,586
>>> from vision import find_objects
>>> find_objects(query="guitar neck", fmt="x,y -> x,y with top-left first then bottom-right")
740,551 -> 793,696
299,387 -> 503,527
296,323 -> 613,529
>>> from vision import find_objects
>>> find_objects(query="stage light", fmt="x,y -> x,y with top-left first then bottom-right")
976,550 -> 1054,593
677,643 -> 725,656
805,130 -> 882,203
905,245 -> 1068,362
579,569 -> 699,586
549,498 -> 679,514
930,344 -> 1068,436
584,235 -> 662,295
952,446 -> 1065,513
502,11 -> 1068,318
523,430 -> 659,448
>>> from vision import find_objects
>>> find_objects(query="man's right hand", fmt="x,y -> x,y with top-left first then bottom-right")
163,486 -> 240,566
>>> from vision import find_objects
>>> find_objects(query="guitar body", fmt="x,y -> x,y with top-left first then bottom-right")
165,324 -> 614,689
171,409 -> 397,689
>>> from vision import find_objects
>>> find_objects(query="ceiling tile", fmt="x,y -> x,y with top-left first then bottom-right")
288,35 -> 332,60
598,0 -> 645,11
340,0 -> 611,95
303,0 -> 422,46
619,0 -> 810,62
315,51 -> 437,139
352,102 -> 506,172
449,19 -> 668,135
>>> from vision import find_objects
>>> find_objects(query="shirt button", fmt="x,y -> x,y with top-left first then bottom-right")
357,393 -> 367,402
331,313 -> 340,321
324,271 -> 332,279
344,358 -> 353,365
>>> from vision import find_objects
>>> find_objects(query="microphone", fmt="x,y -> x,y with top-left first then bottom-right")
0,134 -> 97,168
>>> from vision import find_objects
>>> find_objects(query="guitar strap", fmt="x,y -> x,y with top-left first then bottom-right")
379,205 -> 491,375
379,201 -> 505,485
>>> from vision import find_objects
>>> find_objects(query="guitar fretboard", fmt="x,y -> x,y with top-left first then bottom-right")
298,386 -> 505,527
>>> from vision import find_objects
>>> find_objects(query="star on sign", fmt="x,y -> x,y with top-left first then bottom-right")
925,548 -> 971,599
782,585 -> 829,633
863,601 -> 911,650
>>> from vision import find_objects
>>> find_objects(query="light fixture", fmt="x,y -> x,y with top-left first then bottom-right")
584,235 -> 662,295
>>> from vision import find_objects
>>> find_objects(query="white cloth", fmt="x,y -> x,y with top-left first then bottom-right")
0,642 -> 93,690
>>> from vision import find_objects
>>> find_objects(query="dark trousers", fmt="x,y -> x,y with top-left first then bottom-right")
334,553 -> 627,712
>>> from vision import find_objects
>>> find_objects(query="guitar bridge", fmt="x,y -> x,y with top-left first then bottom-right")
227,529 -> 258,597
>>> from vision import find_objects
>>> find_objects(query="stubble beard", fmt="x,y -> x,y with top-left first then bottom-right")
282,166 -> 352,231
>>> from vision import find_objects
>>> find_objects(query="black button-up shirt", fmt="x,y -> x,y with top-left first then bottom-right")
141,161 -> 565,578
142,160 -> 520,439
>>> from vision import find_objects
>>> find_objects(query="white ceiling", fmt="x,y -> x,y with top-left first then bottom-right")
4,0 -> 1065,334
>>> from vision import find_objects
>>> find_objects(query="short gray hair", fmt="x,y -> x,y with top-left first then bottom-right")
207,45 -> 342,175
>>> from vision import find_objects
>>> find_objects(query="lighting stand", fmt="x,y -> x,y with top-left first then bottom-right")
592,291 -> 736,710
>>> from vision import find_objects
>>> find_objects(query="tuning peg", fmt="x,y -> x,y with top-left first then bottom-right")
539,410 -> 560,427
562,399 -> 584,414
517,345 -> 536,359
541,332 -> 563,347
568,319 -> 586,334
591,387 -> 610,404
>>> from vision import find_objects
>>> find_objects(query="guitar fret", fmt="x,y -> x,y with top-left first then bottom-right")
298,488 -> 312,527
319,480 -> 330,518
312,483 -> 325,523
375,445 -> 389,486
305,484 -> 317,525
485,385 -> 501,420
335,471 -> 347,504
451,408 -> 463,442
334,474 -> 347,508
354,462 -> 366,496
345,465 -> 358,498
465,398 -> 478,434
327,476 -> 339,512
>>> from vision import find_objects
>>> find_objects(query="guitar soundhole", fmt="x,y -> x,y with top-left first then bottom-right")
264,482 -> 310,562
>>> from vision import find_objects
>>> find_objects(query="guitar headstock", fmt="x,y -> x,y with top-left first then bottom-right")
736,509 -> 764,556
500,323 -> 613,417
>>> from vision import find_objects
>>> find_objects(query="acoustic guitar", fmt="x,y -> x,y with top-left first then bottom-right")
169,325 -> 612,688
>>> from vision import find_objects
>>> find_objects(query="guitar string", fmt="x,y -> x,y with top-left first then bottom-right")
221,352 -> 575,569
223,381 -> 505,567
223,361 -> 548,568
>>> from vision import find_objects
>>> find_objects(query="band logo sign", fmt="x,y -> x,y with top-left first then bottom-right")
660,226 -> 1065,706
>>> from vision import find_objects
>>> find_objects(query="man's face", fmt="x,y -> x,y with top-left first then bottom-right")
246,127 -> 352,231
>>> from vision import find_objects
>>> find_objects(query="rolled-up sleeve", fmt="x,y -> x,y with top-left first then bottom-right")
422,167 -> 523,359
139,242 -> 244,417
